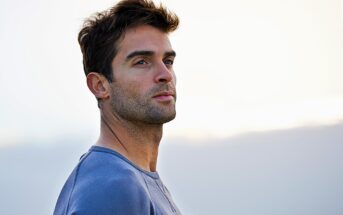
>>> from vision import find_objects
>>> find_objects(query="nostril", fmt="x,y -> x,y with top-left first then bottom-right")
158,77 -> 168,83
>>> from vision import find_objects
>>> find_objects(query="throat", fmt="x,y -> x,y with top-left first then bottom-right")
98,113 -> 163,172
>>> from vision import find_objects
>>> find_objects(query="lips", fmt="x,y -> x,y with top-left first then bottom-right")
153,91 -> 175,98
152,91 -> 176,101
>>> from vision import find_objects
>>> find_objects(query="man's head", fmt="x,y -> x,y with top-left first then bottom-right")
78,0 -> 179,82
78,0 -> 179,125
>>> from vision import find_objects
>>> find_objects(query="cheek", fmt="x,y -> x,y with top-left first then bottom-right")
125,80 -> 151,98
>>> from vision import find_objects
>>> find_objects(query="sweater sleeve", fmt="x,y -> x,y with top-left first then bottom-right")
67,174 -> 154,215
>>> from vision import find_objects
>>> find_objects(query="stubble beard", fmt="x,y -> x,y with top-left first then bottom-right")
109,84 -> 176,125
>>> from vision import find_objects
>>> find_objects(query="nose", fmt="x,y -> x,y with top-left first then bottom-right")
154,62 -> 174,83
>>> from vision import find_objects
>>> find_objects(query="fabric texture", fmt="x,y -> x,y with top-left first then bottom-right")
54,146 -> 181,215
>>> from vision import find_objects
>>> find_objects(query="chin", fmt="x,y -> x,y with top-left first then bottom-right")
162,113 -> 176,123
146,111 -> 176,124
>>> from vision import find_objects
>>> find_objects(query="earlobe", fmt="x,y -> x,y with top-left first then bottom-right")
86,72 -> 110,100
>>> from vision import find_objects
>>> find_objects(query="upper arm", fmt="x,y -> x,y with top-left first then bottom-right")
67,173 -> 154,215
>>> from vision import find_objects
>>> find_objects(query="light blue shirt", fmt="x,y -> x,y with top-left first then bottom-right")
54,146 -> 181,215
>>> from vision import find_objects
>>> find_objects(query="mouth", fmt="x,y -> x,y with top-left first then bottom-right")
152,91 -> 175,101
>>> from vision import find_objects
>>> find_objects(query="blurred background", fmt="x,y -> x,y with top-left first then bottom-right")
1,0 -> 343,214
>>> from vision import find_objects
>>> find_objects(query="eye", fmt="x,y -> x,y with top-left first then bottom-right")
134,59 -> 148,65
164,59 -> 174,66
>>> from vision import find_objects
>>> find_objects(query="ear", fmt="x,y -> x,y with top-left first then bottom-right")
86,72 -> 111,100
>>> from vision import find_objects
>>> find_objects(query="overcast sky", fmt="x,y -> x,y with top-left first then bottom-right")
1,0 -> 343,146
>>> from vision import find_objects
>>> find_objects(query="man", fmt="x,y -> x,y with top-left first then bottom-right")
53,0 -> 181,214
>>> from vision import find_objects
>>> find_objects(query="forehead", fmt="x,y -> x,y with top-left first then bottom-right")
116,25 -> 173,57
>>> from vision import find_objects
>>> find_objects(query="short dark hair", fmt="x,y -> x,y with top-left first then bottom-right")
78,0 -> 179,82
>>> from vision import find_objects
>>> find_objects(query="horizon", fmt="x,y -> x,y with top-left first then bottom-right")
1,122 -> 342,214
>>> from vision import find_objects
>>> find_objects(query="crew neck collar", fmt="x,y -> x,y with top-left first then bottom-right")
89,145 -> 160,179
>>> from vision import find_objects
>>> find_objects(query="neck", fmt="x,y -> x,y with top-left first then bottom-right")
96,110 -> 163,172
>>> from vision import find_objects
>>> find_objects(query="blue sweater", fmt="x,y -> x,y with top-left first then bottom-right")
54,146 -> 181,215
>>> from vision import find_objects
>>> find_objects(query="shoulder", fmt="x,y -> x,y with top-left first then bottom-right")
67,150 -> 153,215
75,148 -> 147,189
69,176 -> 152,215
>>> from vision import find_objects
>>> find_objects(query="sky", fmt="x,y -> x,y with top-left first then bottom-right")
1,0 -> 343,145
0,1 -> 343,214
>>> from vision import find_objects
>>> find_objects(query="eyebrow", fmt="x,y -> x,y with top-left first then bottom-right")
125,50 -> 176,61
